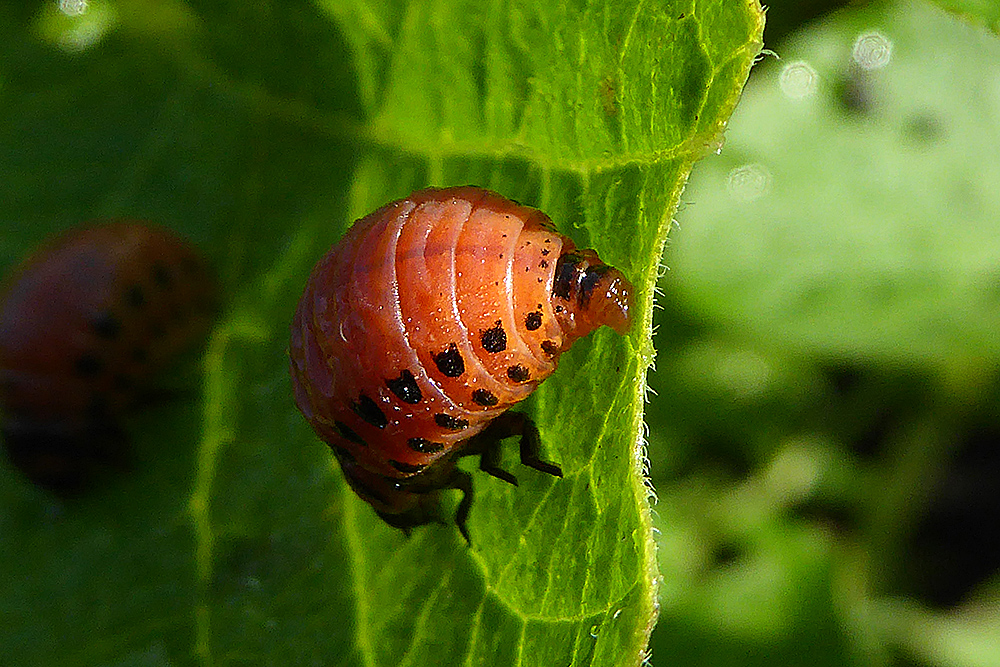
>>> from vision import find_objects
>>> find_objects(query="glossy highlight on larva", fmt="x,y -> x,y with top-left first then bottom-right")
289,186 -> 633,540
0,223 -> 217,490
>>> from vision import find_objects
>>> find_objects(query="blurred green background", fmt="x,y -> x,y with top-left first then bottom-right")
648,1 -> 1000,666
2,0 -> 1000,665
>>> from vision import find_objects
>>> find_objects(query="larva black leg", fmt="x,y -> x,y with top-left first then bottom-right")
479,438 -> 518,486
514,415 -> 563,478
448,469 -> 474,545
482,411 -> 563,478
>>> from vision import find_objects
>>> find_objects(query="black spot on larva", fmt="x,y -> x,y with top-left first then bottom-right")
351,394 -> 388,429
125,285 -> 145,309
434,413 -> 470,431
152,264 -> 173,289
132,347 -> 148,363
433,343 -> 465,378
91,311 -> 121,339
334,420 -> 367,446
579,265 -> 611,308
408,437 -> 445,454
554,305 -> 564,314
507,364 -> 531,382
541,340 -> 559,356
472,388 -> 499,406
541,248 -> 551,256
539,259 -> 549,269
386,369 -> 422,404
525,311 -> 542,331
480,320 -> 507,353
75,354 -> 103,378
391,460 -> 426,474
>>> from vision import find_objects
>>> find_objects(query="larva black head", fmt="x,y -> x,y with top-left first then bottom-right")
1,416 -> 128,492
551,249 -> 632,342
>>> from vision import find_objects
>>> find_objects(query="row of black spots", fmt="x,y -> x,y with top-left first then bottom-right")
386,369 -> 422,404
507,364 -> 530,383
525,311 -> 542,331
433,342 -> 465,378
85,309 -> 126,372
480,318 -> 541,384
434,413 -> 469,431
408,437 -> 444,454
334,420 -> 367,447
124,261 -> 197,333
72,349 -> 139,403
76,312 -> 141,394
349,395 -> 388,429
472,388 -> 498,406
480,320 -> 507,353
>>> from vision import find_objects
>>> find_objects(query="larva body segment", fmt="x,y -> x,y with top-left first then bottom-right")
290,186 -> 633,538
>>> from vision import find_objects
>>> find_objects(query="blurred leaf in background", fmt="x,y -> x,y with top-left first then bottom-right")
932,0 -> 1000,34
0,0 -> 763,665
648,0 -> 1000,666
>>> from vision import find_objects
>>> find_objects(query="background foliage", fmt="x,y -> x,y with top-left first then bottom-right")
0,0 -> 761,665
648,1 -> 1000,666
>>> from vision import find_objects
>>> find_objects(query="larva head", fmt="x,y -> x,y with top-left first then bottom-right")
551,248 -> 633,345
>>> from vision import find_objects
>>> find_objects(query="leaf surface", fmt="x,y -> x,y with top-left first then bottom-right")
0,1 -> 763,664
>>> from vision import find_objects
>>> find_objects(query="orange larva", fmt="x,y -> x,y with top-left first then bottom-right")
0,223 -> 217,491
289,186 -> 632,540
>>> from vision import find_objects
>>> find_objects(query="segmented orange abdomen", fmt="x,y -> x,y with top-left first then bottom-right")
290,186 -> 632,483
0,222 -> 217,489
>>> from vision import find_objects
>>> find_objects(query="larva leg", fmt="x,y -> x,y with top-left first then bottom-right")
479,438 -> 518,486
447,469 -> 474,545
465,411 -> 562,481
510,414 -> 563,478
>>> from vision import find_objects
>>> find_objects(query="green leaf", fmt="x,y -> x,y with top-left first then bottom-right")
0,1 -> 762,665
930,0 -> 1000,35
